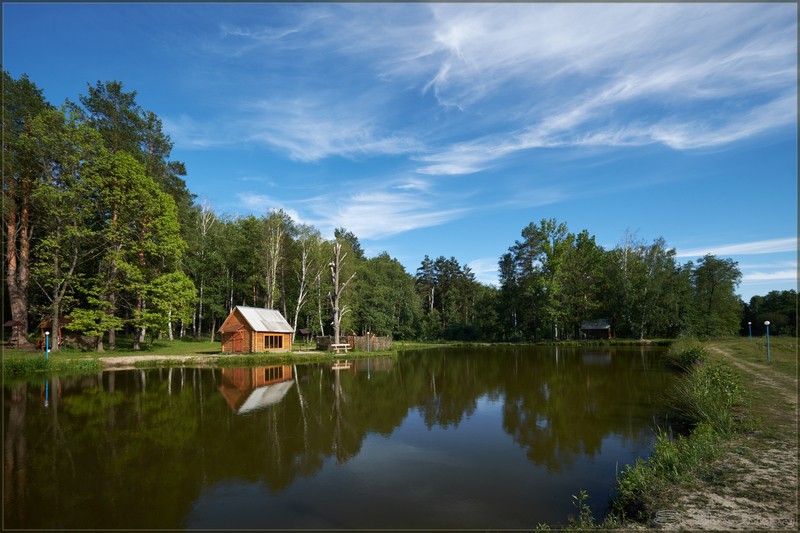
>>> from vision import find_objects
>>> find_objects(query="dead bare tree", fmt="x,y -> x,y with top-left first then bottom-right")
328,240 -> 356,345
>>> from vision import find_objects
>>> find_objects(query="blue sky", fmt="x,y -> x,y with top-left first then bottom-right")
4,3 -> 797,301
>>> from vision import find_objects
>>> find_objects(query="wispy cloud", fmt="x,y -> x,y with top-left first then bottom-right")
162,114 -> 232,149
168,93 -> 424,160
467,257 -> 500,286
309,189 -> 468,240
169,3 -> 795,173
233,176 -> 468,241
742,270 -> 798,282
403,3 -> 797,174
243,97 -> 422,162
676,237 -> 798,258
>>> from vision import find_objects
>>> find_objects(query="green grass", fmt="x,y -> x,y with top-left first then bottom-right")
2,336 -> 444,376
669,362 -> 745,435
664,338 -> 709,370
607,336 -> 796,527
612,422 -> 724,522
706,336 -> 796,379
3,335 -> 222,357
1,353 -> 103,377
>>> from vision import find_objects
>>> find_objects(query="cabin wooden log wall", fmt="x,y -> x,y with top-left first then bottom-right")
219,306 -> 294,353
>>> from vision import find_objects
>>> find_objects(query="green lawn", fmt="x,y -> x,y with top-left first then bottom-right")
707,336 -> 797,379
3,335 -> 223,360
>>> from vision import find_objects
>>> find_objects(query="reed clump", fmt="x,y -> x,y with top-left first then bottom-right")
665,338 -> 708,370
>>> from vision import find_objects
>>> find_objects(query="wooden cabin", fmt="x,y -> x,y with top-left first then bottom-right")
219,306 -> 294,353
580,319 -> 612,339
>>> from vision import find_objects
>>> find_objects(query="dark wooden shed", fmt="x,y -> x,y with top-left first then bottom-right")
580,319 -> 612,339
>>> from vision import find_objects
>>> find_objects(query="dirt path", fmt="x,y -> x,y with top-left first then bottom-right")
658,346 -> 798,530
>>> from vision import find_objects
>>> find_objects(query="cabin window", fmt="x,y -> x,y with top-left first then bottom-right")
264,335 -> 283,349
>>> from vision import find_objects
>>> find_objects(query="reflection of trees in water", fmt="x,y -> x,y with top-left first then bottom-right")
4,349 -> 672,529
500,347 -> 671,471
4,383 -> 27,526
400,346 -> 671,471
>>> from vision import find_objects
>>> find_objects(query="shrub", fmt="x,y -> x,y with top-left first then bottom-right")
671,362 -> 742,435
666,339 -> 708,370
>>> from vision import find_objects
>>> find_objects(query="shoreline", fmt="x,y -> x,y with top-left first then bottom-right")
96,351 -> 328,370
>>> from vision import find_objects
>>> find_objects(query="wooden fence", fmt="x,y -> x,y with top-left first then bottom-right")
316,335 -> 392,351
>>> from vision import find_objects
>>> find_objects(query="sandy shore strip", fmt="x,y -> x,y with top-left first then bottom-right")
98,351 -> 328,370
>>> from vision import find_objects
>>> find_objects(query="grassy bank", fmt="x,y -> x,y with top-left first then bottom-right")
1,337 -> 446,376
545,336 -> 796,530
610,340 -> 746,523
2,354 -> 103,379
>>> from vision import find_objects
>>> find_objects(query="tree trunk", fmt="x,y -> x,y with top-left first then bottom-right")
197,279 -> 204,339
329,241 -> 355,345
5,195 -> 32,347
168,310 -> 174,341
316,271 -> 325,336
51,305 -> 60,353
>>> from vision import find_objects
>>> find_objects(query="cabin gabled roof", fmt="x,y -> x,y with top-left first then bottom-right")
580,319 -> 611,330
232,306 -> 294,333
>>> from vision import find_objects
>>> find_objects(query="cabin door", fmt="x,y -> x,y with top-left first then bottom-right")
231,331 -> 244,353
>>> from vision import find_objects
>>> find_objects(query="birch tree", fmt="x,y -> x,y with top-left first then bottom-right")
289,224 -> 320,342
328,239 -> 356,344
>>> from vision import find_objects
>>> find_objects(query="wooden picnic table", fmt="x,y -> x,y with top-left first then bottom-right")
330,343 -> 350,354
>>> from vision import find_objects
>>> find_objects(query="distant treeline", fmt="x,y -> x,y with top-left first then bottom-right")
3,72 -> 795,350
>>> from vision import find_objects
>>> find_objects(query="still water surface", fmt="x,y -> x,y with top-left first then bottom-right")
4,345 -> 677,529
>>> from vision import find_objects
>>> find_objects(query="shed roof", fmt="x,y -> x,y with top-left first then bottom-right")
234,306 -> 294,333
580,319 -> 611,330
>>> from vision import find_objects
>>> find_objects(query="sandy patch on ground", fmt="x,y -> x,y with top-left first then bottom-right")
98,355 -> 220,370
98,351 -> 327,370
656,346 -> 798,530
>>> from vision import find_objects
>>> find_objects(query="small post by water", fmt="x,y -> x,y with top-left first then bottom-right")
45,331 -> 50,361
764,320 -> 771,362
748,321 -> 752,342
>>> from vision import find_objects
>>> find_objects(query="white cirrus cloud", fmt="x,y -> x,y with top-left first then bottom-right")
466,257 -> 500,286
172,3 -> 795,173
742,270 -> 798,282
241,97 -> 423,162
675,237 -> 798,258
399,3 -> 797,174
311,190 -> 469,240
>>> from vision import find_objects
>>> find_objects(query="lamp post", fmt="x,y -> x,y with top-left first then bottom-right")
45,331 -> 50,361
764,320 -> 771,362
748,321 -> 752,342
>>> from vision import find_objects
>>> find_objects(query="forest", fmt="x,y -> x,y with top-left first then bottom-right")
3,72 -> 795,351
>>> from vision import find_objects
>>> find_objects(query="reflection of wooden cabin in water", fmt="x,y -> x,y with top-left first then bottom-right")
219,306 -> 293,353
582,352 -> 612,366
580,319 -> 612,339
219,366 -> 294,414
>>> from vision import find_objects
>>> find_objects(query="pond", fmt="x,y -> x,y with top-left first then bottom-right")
4,345 -> 678,529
